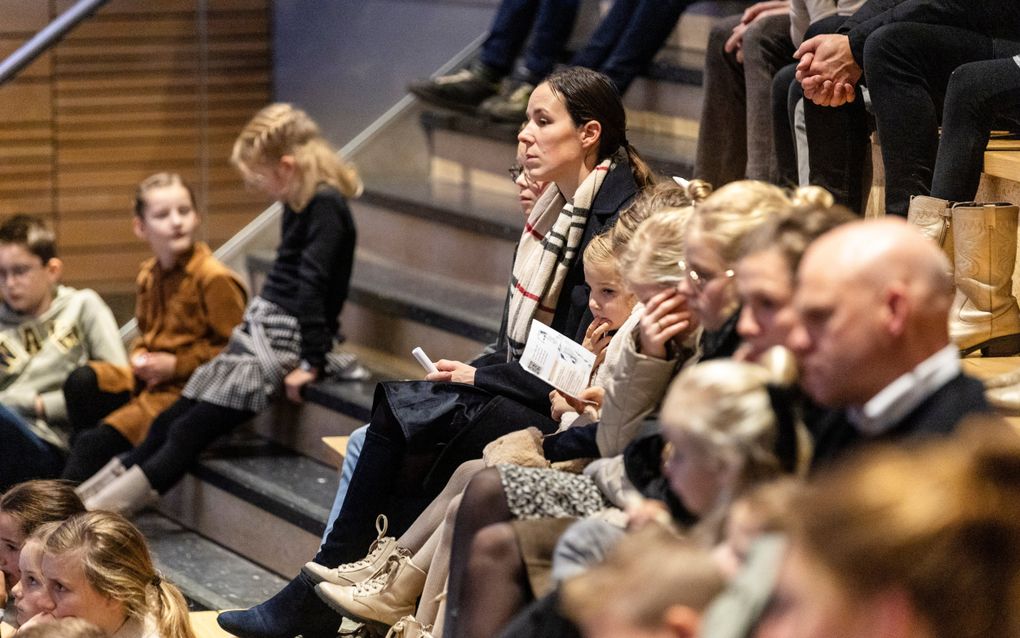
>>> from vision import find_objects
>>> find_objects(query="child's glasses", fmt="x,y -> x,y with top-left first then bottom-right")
508,164 -> 536,186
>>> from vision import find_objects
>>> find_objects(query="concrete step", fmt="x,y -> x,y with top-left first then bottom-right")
247,250 -> 502,363
158,430 -> 339,577
352,182 -> 519,291
136,511 -> 287,611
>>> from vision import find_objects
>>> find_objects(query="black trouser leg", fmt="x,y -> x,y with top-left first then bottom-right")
864,22 -> 996,216
61,424 -> 133,483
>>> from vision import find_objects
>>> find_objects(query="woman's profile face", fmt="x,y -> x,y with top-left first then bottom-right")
518,82 -> 588,188
680,226 -> 739,332
42,551 -> 126,636
736,248 -> 797,361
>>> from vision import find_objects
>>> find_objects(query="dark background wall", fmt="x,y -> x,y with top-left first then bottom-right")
272,0 -> 498,146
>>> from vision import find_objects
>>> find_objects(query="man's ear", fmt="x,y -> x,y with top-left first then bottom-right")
579,120 -> 602,151
661,604 -> 701,638
883,284 -> 909,337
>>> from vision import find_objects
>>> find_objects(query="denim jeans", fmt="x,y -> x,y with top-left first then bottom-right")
0,403 -> 64,491
571,0 -> 690,93
479,0 -> 581,82
319,424 -> 367,546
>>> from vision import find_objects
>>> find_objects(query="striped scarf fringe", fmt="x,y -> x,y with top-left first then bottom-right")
504,159 -> 614,359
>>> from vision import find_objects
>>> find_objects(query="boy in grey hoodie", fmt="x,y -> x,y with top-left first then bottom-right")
0,215 -> 126,490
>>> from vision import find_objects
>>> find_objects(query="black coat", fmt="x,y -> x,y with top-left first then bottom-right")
382,160 -> 639,493
809,372 -> 990,471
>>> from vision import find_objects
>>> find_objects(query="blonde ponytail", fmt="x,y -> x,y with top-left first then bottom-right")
153,578 -> 195,638
44,512 -> 196,638
232,103 -> 362,210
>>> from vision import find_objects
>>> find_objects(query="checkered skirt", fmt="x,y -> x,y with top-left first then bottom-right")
182,296 -> 300,412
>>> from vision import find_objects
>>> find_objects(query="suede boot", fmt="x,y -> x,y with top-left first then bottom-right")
217,572 -> 342,638
303,515 -> 399,586
906,195 -> 954,263
316,552 -> 426,631
74,456 -> 125,502
948,202 -> 1020,356
83,465 -> 158,517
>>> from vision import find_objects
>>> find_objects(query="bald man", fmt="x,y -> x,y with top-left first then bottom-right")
787,217 -> 990,467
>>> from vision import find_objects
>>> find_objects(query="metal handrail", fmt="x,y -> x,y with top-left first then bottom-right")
0,0 -> 109,86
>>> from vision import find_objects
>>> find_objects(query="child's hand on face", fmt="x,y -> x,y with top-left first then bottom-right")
582,318 -> 613,357
639,288 -> 697,359
132,352 -> 177,389
17,612 -> 56,632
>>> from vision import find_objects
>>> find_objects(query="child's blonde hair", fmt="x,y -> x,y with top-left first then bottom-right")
134,173 -> 196,219
611,178 -> 711,256
617,207 -> 693,287
582,231 -> 615,269
43,512 -> 196,638
231,103 -> 363,209
561,525 -> 725,630
687,180 -> 792,264
661,360 -> 790,539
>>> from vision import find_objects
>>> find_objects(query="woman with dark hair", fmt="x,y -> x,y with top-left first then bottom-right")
218,66 -> 656,638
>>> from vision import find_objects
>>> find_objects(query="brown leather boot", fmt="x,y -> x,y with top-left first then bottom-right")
949,202 -> 1020,356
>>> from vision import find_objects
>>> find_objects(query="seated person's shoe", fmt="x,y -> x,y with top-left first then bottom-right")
217,573 -> 342,638
478,81 -> 533,123
408,64 -> 499,112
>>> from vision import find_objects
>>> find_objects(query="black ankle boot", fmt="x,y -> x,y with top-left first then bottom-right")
217,572 -> 342,638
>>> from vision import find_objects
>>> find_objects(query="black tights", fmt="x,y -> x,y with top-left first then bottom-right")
120,397 -> 254,492
62,366 -> 133,482
445,467 -> 532,638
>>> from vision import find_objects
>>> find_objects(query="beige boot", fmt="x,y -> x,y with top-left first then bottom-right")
949,202 -> 1020,356
74,456 -> 126,502
907,195 -> 954,262
385,616 -> 434,638
302,514 -> 400,586
83,465 -> 158,517
315,552 -> 426,630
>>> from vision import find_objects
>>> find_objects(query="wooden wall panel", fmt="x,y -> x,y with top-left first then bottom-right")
0,0 -> 271,295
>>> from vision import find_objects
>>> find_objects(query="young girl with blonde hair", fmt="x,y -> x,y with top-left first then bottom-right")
41,511 -> 194,638
80,103 -> 361,515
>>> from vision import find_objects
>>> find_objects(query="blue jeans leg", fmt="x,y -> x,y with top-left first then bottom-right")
0,403 -> 64,491
515,0 -> 581,82
319,424 -> 368,547
572,0 -> 688,93
480,0 -> 543,77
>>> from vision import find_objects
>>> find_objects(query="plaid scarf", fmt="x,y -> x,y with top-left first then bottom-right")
504,159 -> 614,359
